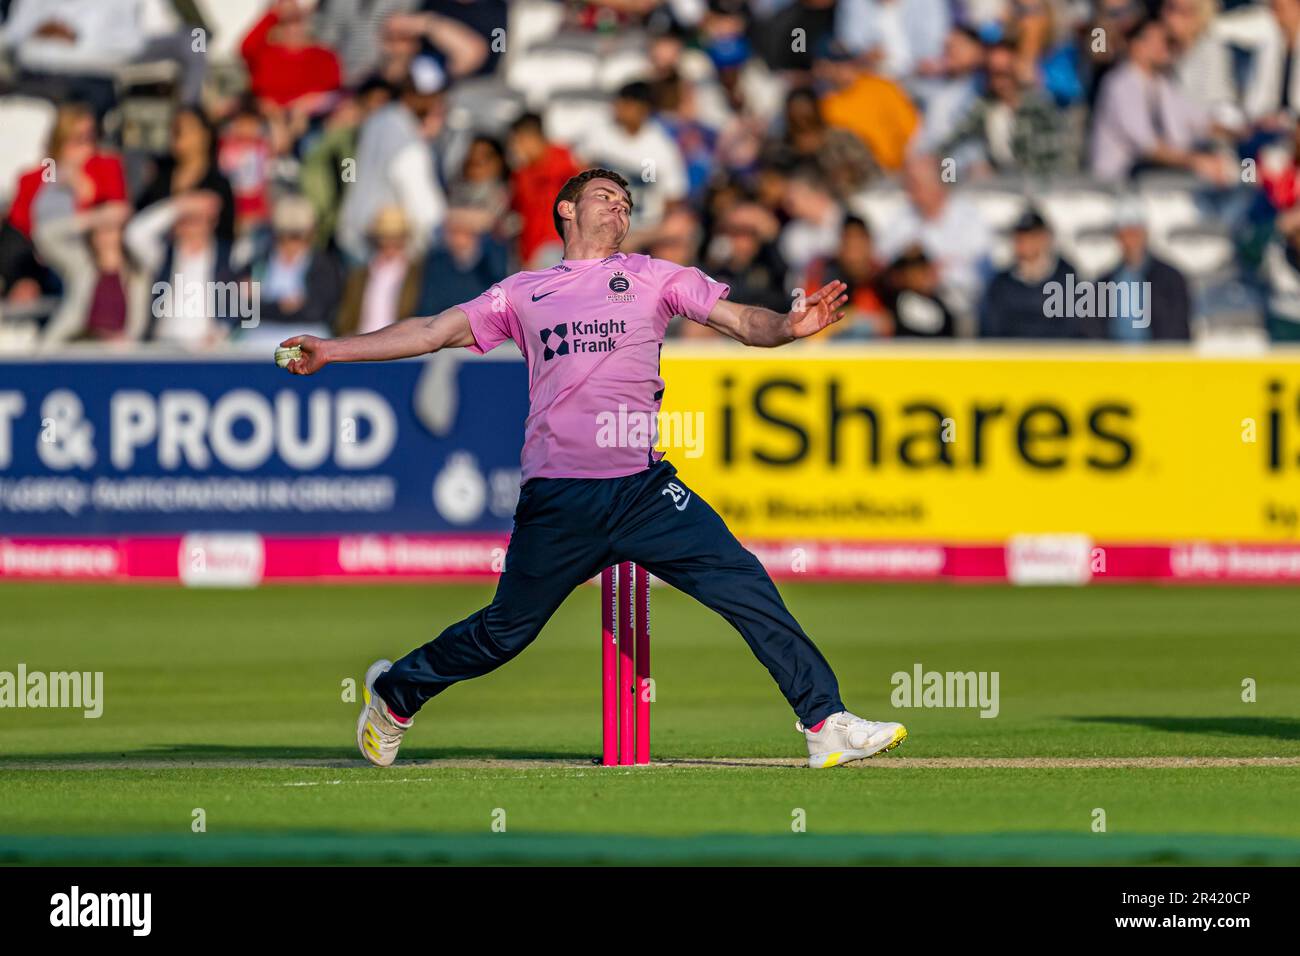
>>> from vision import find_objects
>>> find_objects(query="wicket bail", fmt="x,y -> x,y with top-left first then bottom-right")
601,562 -> 650,766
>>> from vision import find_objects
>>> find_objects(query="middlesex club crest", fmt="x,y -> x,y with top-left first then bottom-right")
606,271 -> 637,303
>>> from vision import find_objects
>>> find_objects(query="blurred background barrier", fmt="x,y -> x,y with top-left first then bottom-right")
4,345 -> 1300,584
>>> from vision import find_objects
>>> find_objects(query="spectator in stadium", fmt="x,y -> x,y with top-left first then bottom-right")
567,0 -> 663,32
875,152 -> 993,326
752,0 -> 837,74
0,0 -> 204,118
1089,17 -> 1225,181
447,135 -> 510,230
336,205 -> 423,335
124,190 -> 241,348
417,206 -> 509,316
421,0 -> 507,77
651,72 -> 722,204
815,38 -> 920,173
336,61 -> 448,264
217,102 -> 274,238
1234,0 -> 1300,127
0,220 -> 49,315
803,216 -> 891,339
979,208 -> 1079,338
239,194 -> 344,345
1007,0 -> 1077,98
31,201 -> 145,345
576,81 -> 688,233
778,165 -> 845,279
701,201 -> 790,318
938,40 -> 1078,175
1163,0 -> 1237,124
833,0 -> 951,82
879,245 -> 957,337
506,113 -> 581,269
643,204 -> 704,268
1082,202 -> 1193,341
647,22 -> 732,131
299,77 -> 396,248
1083,0 -> 1142,94
700,3 -> 787,157
313,0 -> 421,87
373,9 -> 489,87
3,102 -> 126,322
747,163 -> 792,237
1263,215 -> 1300,340
7,103 -> 127,242
137,106 -> 237,243
768,87 -> 879,197
912,26 -> 986,153
700,176 -> 758,253
241,0 -> 343,112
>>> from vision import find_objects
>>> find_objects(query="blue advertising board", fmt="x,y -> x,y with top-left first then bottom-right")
0,354 -> 530,534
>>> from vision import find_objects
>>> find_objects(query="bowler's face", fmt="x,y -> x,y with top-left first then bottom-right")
573,179 -> 632,245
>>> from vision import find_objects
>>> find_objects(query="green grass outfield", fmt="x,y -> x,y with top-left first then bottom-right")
1,581 -> 1297,865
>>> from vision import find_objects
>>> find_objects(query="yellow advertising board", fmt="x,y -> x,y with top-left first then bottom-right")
657,345 -> 1300,543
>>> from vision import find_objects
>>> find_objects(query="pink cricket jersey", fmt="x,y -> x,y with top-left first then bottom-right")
458,252 -> 730,481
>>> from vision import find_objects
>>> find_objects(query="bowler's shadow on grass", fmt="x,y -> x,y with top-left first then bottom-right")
1066,716 -> 1300,741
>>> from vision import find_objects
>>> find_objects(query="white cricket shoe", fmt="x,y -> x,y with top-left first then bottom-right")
356,659 -> 411,767
797,711 -> 907,769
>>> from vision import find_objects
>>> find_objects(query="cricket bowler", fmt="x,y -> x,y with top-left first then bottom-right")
279,169 -> 907,769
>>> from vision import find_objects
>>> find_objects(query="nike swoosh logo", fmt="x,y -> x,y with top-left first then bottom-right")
531,291 -> 557,302
675,493 -> 690,512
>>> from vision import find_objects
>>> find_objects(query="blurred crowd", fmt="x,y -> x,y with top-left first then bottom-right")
2,0 -> 1300,350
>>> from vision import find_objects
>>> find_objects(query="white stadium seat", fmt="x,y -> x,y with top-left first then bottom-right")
1038,186 -> 1118,244
1159,226 -> 1236,278
596,49 -> 652,91
1137,184 -> 1203,243
506,0 -> 566,57
544,93 -> 611,147
195,0 -> 265,61
964,184 -> 1029,233
1066,227 -> 1122,279
846,187 -> 908,237
447,78 -> 527,135
0,96 -> 56,213
506,46 -> 600,109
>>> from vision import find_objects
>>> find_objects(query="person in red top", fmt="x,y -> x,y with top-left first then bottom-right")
240,0 -> 342,111
506,113 -> 580,268
7,103 -> 126,239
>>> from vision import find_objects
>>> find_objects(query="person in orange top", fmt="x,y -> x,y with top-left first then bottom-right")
803,216 -> 892,338
241,0 -> 342,111
815,39 -> 919,173
6,103 -> 126,239
506,113 -> 580,268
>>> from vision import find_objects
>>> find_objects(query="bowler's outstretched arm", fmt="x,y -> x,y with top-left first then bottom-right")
280,307 -> 475,375
704,280 -> 848,347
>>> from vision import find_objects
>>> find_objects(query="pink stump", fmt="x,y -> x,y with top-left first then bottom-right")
600,566 -> 617,766
617,561 -> 635,766
634,563 -> 651,764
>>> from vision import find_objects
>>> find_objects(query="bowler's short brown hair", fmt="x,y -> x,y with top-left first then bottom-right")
552,168 -> 633,239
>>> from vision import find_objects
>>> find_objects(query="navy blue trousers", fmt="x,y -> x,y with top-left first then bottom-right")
374,459 -> 844,725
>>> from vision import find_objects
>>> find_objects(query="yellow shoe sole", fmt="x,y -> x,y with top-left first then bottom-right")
810,725 -> 908,769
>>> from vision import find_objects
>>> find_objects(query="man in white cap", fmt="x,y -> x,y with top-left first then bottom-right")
336,55 -> 448,263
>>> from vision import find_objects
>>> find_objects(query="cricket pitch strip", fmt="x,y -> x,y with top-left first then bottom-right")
3,756 -> 1299,771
